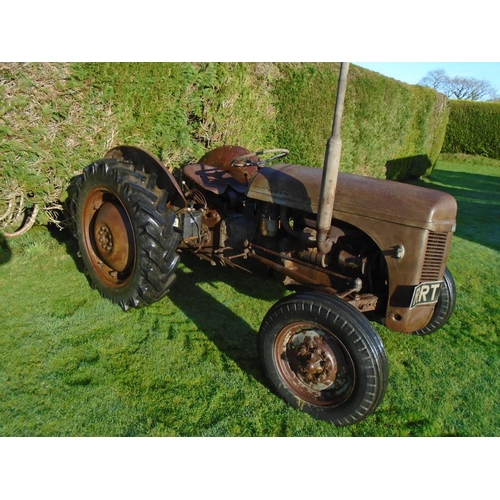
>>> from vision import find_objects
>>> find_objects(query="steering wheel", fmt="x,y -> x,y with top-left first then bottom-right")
230,148 -> 290,167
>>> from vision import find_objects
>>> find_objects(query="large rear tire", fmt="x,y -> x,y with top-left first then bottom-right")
73,159 -> 180,310
258,291 -> 389,426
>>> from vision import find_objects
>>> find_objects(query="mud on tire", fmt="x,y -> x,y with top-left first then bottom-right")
72,159 -> 181,310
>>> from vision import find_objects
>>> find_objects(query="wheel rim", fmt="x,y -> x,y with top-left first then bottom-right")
81,186 -> 136,288
273,322 -> 355,407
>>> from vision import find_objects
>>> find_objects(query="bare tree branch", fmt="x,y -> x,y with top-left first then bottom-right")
419,69 -> 449,93
419,69 -> 498,101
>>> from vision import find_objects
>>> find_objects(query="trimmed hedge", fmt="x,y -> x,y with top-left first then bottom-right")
0,62 -> 450,232
70,62 -> 279,166
273,63 -> 449,180
442,100 -> 500,159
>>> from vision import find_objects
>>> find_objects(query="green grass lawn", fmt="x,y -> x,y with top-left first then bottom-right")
0,155 -> 499,436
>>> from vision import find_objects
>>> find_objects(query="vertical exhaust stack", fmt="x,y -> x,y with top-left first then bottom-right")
317,62 -> 350,255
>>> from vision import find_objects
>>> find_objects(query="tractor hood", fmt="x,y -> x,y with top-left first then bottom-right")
246,164 -> 457,232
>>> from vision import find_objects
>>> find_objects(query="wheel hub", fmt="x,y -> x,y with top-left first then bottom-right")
287,329 -> 338,391
93,201 -> 131,273
97,224 -> 114,252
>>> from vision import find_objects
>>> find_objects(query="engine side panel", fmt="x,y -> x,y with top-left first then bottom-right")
247,164 -> 457,232
247,165 -> 456,333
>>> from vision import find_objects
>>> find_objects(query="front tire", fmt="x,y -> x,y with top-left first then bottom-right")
73,159 -> 181,310
258,291 -> 389,426
411,268 -> 456,336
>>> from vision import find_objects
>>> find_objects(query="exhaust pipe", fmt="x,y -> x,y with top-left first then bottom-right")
316,62 -> 350,255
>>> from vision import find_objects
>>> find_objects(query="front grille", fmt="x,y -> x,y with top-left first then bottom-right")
420,231 -> 449,282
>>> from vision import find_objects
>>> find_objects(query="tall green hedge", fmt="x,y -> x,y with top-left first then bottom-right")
273,63 -> 449,180
0,62 -> 449,232
442,100 -> 500,159
69,62 -> 278,167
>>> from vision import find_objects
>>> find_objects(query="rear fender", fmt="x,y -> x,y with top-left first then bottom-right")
105,145 -> 186,210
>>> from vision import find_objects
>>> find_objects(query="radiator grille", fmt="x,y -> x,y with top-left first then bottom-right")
420,232 -> 449,282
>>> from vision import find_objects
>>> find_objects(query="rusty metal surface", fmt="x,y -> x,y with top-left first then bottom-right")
198,145 -> 259,185
383,227 -> 454,332
183,164 -> 248,195
246,164 -> 457,333
246,251 -> 338,295
317,62 -> 350,255
285,327 -> 338,391
94,201 -> 130,272
81,186 -> 135,288
247,164 -> 457,232
248,243 -> 379,313
273,322 -> 353,405
345,294 -> 379,312
420,231 -> 451,281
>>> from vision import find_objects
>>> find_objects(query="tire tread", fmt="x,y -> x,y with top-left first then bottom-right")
258,290 -> 389,426
73,158 -> 181,310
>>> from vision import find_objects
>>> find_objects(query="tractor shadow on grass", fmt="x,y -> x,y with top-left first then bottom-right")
47,224 -> 87,274
167,252 -> 287,385
49,225 -> 286,386
0,233 -> 12,266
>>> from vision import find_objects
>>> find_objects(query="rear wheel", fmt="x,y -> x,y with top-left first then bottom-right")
411,268 -> 456,336
73,159 -> 180,310
258,291 -> 389,426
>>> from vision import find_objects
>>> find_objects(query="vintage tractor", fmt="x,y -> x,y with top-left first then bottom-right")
71,64 -> 457,426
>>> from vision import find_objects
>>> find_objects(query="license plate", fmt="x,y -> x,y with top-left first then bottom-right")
410,281 -> 442,308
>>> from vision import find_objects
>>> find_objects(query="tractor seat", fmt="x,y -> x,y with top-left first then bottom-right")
183,163 -> 248,195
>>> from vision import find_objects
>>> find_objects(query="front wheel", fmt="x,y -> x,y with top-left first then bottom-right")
258,291 -> 389,426
411,268 -> 456,336
73,159 -> 181,310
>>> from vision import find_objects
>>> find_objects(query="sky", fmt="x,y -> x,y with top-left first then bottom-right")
3,3 -> 498,64
354,63 -> 500,93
